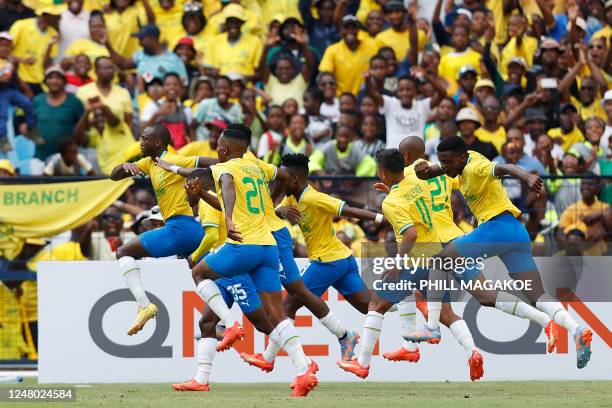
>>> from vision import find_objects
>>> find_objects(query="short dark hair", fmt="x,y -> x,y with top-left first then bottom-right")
304,86 -> 324,103
89,9 -> 104,24
227,123 -> 252,145
437,136 -> 468,154
216,75 -> 231,86
187,168 -> 212,184
58,137 -> 77,154
94,56 -> 112,69
146,123 -> 172,146
397,75 -> 418,87
281,153 -> 309,176
164,72 -> 181,84
221,127 -> 249,143
375,148 -> 404,173
369,54 -> 386,65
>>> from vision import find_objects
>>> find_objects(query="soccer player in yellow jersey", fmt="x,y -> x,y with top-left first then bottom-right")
110,124 -> 206,336
188,128 -> 318,397
415,137 -> 593,369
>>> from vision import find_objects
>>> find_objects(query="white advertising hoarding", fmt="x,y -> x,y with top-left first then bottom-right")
38,259 -> 612,383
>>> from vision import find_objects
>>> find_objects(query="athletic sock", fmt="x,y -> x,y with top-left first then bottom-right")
397,300 -> 418,351
196,279 -> 237,327
118,256 -> 150,309
495,291 -> 550,327
357,311 -> 384,367
426,269 -> 445,329
195,338 -> 217,384
276,319 -> 309,375
262,329 -> 282,362
536,293 -> 580,334
319,311 -> 348,339
449,320 -> 477,358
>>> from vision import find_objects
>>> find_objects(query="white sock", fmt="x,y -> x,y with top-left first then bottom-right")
357,311 -> 383,367
276,319 -> 309,375
449,320 -> 477,358
495,292 -> 550,327
195,338 -> 217,384
319,311 -> 348,339
118,256 -> 150,309
397,300 -> 418,351
262,329 -> 282,362
197,280 -> 237,327
536,293 -> 580,334
426,268 -> 446,329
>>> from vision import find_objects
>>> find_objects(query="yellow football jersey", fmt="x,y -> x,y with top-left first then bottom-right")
243,151 -> 286,232
404,160 -> 464,243
199,199 -> 227,248
280,185 -> 352,262
135,151 -> 198,220
458,151 -> 521,224
212,158 -> 276,245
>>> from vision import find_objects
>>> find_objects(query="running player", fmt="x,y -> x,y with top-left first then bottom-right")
414,137 -> 592,368
110,124 -> 212,335
240,153 -> 385,369
186,129 -> 318,396
338,148 -> 484,381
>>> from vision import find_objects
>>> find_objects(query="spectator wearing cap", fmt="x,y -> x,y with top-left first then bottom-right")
299,0 -> 341,57
523,107 -> 564,161
57,0 -> 89,61
570,116 -> 606,173
319,15 -> 380,95
193,75 -> 242,141
43,136 -> 94,176
376,0 -> 425,63
33,66 -> 84,162
178,118 -> 225,158
173,37 -> 202,82
8,6 -> 61,94
482,34 -> 525,97
141,72 -> 193,149
105,23 -> 187,92
437,24 -> 482,96
0,158 -> 16,176
0,0 -> 35,32
265,16 -> 321,83
475,95 -> 505,153
104,0 -> 155,59
204,0 -> 262,38
261,21 -> 312,110
204,4 -> 263,81
63,11 -> 111,80
173,1 -> 207,57
150,0 -> 184,46
548,103 -> 585,152
456,107 -> 497,160
526,38 -> 575,94
500,14 -> 538,79
473,78 -> 495,108
453,65 -> 477,107
76,56 -> 134,152
0,31 -> 37,152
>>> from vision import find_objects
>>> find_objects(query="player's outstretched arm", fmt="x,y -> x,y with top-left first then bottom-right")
270,167 -> 289,203
110,162 -> 142,180
201,191 -> 222,211
155,157 -> 195,178
196,157 -> 219,168
495,163 -> 544,194
414,161 -> 444,180
219,173 -> 243,242
341,206 -> 385,224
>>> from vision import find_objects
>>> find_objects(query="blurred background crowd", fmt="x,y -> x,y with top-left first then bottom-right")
1,0 -> 612,361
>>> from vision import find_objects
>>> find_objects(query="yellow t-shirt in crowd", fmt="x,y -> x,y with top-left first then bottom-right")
438,48 -> 482,96
548,127 -> 585,152
592,25 -> 612,40
500,36 -> 538,78
203,7 -> 263,38
65,38 -> 110,79
151,1 -> 184,46
280,185 -> 353,262
572,97 -> 607,122
206,32 -> 263,77
375,28 -> 426,60
106,5 -> 148,58
211,157 -> 276,245
265,74 -> 308,111
9,18 -> 58,84
0,283 -> 29,359
255,0 -> 299,25
458,151 -> 521,224
242,151 -> 286,232
76,82 -> 133,132
90,122 -> 136,175
404,160 -> 464,243
319,37 -> 380,95
136,151 -> 198,220
559,198 -> 610,247
356,0 -> 381,22
168,31 -> 209,56
178,141 -> 219,158
475,126 -> 506,153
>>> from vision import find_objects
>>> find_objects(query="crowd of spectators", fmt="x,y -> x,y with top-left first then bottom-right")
2,0 -> 612,359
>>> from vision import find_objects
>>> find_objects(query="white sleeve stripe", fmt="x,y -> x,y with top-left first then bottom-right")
201,223 -> 219,228
491,162 -> 497,178
338,201 -> 346,216
398,223 -> 414,234
271,166 -> 278,182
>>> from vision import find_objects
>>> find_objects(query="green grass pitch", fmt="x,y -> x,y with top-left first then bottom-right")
2,379 -> 611,408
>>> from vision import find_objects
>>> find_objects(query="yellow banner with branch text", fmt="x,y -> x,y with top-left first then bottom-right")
0,178 -> 133,259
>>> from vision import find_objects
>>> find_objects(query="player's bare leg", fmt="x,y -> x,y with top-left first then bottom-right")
192,260 -> 244,350
116,238 -> 157,335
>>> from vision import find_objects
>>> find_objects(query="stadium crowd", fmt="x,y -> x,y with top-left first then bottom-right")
1,0 -> 612,360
